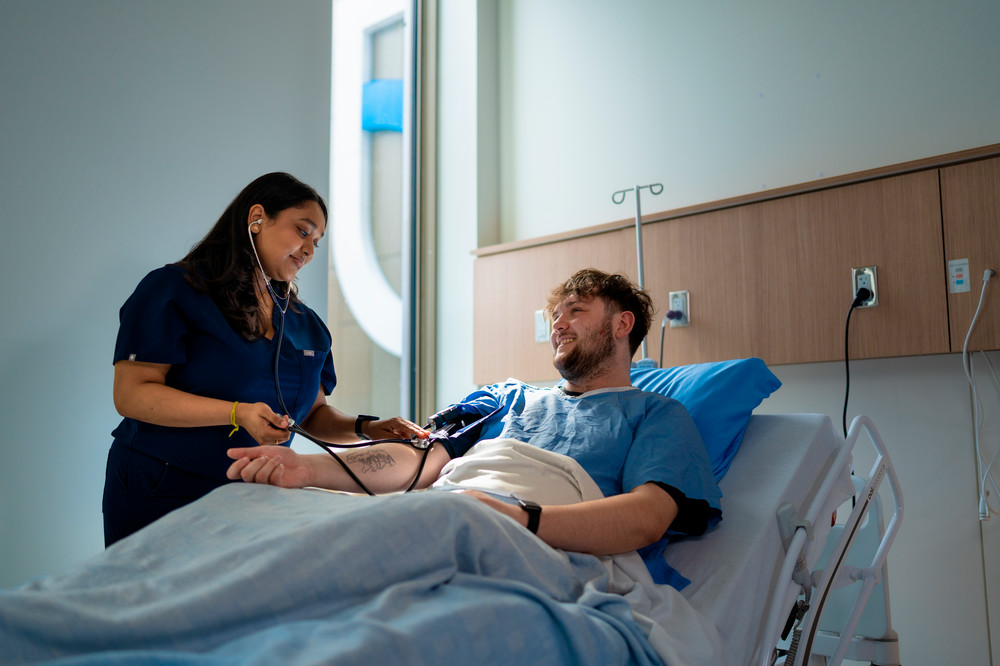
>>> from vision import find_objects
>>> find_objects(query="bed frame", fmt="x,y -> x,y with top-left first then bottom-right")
767,415 -> 903,666
664,412 -> 903,666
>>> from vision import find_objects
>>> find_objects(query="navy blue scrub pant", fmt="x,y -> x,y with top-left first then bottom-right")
102,441 -> 227,547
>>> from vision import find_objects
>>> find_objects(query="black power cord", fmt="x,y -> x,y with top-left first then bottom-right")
842,287 -> 873,437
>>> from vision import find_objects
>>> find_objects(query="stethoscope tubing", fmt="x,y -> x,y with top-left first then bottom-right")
268,282 -> 429,496
248,223 -> 429,496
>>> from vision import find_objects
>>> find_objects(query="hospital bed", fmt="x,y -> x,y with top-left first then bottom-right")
0,360 -> 901,666
672,413 -> 903,666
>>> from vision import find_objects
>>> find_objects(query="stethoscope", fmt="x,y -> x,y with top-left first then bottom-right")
247,220 -> 433,495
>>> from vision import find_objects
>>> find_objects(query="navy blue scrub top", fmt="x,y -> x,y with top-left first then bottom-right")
111,265 -> 337,482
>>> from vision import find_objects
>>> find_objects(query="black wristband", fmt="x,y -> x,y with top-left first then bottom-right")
355,414 -> 379,440
517,498 -> 542,534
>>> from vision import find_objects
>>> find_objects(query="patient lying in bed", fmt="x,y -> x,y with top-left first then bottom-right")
228,269 -> 722,586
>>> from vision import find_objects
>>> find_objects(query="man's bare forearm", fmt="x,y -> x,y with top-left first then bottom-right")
309,442 -> 450,493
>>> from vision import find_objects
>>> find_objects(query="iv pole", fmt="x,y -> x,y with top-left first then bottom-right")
612,183 -> 663,367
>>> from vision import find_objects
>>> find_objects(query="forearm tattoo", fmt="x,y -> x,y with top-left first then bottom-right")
346,449 -> 396,474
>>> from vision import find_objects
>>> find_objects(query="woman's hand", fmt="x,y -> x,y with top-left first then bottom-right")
297,391 -> 429,445
226,446 -> 312,488
364,416 -> 429,442
235,402 -> 292,446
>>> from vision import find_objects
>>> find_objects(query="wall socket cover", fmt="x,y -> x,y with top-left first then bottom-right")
851,266 -> 878,307
668,290 -> 690,327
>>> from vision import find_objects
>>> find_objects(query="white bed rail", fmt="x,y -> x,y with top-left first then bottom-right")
759,415 -> 904,666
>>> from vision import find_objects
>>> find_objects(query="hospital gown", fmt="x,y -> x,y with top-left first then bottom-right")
441,380 -> 723,587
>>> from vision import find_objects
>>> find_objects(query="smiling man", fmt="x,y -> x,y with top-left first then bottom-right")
227,268 -> 721,579
550,272 -> 644,393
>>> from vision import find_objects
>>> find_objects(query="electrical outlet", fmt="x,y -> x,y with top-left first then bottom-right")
668,290 -> 690,327
851,266 -> 878,308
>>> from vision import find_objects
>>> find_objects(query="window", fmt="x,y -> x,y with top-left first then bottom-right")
329,0 -> 418,419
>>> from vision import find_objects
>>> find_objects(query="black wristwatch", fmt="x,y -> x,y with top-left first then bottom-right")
517,498 -> 542,534
355,414 -> 379,440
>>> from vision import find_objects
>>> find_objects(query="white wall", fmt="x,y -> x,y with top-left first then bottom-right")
0,0 -> 331,588
497,0 -> 1000,240
435,1 -> 1000,664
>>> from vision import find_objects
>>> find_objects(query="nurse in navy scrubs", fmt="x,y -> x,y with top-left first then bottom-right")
103,172 -> 426,546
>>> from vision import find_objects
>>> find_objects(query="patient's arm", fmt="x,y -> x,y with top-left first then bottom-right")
461,482 -> 678,556
226,442 -> 451,494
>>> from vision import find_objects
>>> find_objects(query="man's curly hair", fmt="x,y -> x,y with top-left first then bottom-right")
546,268 -> 653,356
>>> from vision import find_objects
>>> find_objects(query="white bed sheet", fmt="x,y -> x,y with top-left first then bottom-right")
666,413 -> 855,664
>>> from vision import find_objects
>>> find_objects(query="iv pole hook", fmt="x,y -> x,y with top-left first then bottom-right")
612,183 -> 663,364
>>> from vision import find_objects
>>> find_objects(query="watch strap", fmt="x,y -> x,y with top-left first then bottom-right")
517,498 -> 541,534
355,414 -> 379,440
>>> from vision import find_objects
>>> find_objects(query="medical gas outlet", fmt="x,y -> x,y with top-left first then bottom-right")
667,291 -> 690,327
851,266 -> 878,308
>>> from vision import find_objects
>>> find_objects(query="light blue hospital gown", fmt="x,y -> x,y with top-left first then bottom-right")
441,380 -> 723,588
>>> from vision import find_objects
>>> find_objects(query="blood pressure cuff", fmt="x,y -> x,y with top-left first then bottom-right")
434,406 -> 506,458
434,381 -> 580,459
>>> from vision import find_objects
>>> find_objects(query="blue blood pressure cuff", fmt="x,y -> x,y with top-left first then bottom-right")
426,403 -> 506,458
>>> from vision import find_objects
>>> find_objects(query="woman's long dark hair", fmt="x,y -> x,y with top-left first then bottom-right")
175,172 -> 328,341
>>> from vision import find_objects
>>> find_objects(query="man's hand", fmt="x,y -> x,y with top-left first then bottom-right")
457,489 -> 530,529
226,446 -> 311,488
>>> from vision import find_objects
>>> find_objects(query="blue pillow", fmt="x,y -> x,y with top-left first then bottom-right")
630,358 -> 781,480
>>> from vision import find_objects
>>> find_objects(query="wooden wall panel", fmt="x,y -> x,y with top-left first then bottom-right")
473,227 -> 636,385
642,206 -> 760,366
941,157 -> 1000,353
473,149 -> 1000,383
760,170 -> 948,363
641,170 -> 949,367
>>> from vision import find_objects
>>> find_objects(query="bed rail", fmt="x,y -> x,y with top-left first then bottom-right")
759,414 -> 904,666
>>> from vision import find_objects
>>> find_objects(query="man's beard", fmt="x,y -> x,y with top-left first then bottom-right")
554,314 -> 617,384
